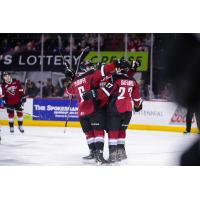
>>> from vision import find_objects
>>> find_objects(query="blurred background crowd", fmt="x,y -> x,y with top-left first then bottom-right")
0,33 -> 175,100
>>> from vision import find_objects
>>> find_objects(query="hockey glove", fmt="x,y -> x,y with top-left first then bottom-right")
19,96 -> 26,110
131,59 -> 141,71
21,96 -> 27,104
134,103 -> 142,112
82,89 -> 97,100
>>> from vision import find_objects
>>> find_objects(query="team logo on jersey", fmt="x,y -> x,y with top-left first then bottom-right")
7,86 -> 17,95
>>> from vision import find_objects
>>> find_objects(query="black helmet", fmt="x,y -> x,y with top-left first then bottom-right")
79,60 -> 94,72
2,71 -> 10,77
1,71 -> 11,82
65,68 -> 75,82
120,59 -> 131,69
116,59 -> 131,74
1,71 -> 10,80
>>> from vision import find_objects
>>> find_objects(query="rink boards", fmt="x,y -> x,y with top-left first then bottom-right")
0,98 -> 198,133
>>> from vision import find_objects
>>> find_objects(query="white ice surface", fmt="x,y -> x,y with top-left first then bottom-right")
0,126 -> 198,166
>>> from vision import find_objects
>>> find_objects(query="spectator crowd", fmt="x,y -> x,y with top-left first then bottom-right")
0,33 -> 173,101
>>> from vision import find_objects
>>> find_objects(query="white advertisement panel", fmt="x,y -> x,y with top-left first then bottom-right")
1,99 -> 197,130
131,101 -> 197,127
0,98 -> 33,120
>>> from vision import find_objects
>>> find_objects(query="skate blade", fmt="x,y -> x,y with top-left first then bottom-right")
82,159 -> 96,165
95,158 -> 112,166
96,161 -> 110,166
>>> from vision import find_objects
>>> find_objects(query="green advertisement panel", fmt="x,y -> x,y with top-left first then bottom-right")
84,51 -> 148,71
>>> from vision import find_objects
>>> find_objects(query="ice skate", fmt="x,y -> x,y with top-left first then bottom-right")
10,127 -> 14,134
18,126 -> 24,133
82,150 -> 96,160
95,150 -> 109,165
183,130 -> 190,135
107,148 -> 118,164
117,148 -> 127,162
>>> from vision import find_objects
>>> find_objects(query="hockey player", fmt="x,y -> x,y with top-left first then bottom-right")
1,72 -> 26,133
64,60 -> 117,164
83,60 -> 142,163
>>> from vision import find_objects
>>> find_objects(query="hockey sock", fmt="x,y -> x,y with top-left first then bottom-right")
8,112 -> 14,128
9,121 -> 14,128
17,111 -> 23,126
117,130 -> 126,150
17,117 -> 23,126
108,130 -> 118,147
8,118 -> 14,128
85,130 -> 96,151
94,130 -> 105,151
108,130 -> 119,160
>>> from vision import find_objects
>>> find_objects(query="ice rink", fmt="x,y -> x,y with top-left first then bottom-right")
0,126 -> 198,166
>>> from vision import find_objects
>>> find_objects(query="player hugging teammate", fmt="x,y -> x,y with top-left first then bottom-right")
83,59 -> 142,164
64,61 -> 117,165
64,59 -> 142,165
1,72 -> 26,134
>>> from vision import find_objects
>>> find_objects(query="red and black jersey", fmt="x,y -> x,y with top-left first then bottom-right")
98,74 -> 113,108
96,73 -> 142,113
65,63 -> 116,117
1,79 -> 25,105
97,68 -> 137,108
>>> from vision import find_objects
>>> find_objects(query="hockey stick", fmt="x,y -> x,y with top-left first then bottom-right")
63,46 -> 89,133
4,106 -> 39,118
75,46 -> 90,75
24,79 -> 28,95
64,96 -> 73,133
57,35 -> 74,133
58,35 -> 90,73
63,46 -> 90,133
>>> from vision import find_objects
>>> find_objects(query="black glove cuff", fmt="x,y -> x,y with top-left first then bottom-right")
134,104 -> 142,112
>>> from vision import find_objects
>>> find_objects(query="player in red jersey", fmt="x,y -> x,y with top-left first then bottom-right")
64,61 -> 117,164
83,60 -> 142,163
1,72 -> 26,133
94,60 -> 140,108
